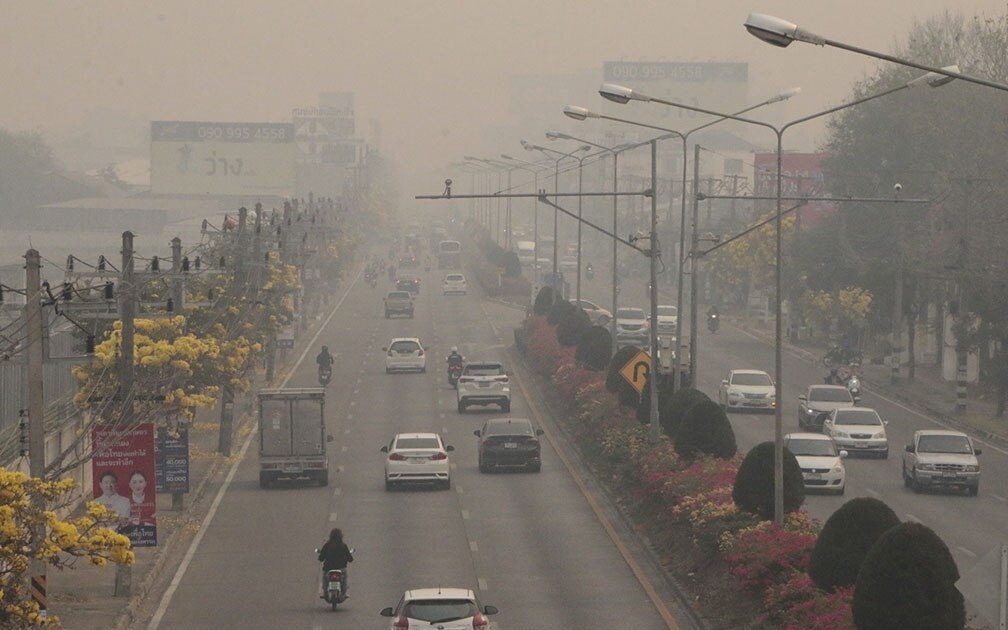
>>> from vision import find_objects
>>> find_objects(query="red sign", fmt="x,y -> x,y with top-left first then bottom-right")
91,423 -> 157,547
753,152 -> 834,228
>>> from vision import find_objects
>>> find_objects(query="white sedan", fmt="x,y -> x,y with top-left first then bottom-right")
384,337 -> 427,373
784,432 -> 847,495
442,273 -> 468,295
822,407 -> 889,458
381,433 -> 454,490
380,587 -> 499,629
718,369 -> 776,413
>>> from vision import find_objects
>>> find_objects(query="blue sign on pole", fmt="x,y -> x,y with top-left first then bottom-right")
155,427 -> 190,494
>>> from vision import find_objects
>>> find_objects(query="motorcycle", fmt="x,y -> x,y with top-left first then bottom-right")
447,363 -> 463,388
318,364 -> 333,387
586,264 -> 594,280
821,343 -> 863,368
316,547 -> 354,610
847,374 -> 862,403
368,275 -> 377,288
708,313 -> 719,333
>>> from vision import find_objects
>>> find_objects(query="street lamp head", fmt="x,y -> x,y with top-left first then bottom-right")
599,83 -> 650,104
744,13 -> 825,47
463,155 -> 479,161
578,144 -> 592,152
520,139 -> 534,151
908,64 -> 959,88
545,130 -> 565,140
500,153 -> 514,160
563,105 -> 594,121
768,86 -> 802,103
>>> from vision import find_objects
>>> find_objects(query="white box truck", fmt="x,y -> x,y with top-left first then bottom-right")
258,388 -> 332,487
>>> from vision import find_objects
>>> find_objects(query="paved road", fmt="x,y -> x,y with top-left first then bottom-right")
142,262 -> 673,629
576,265 -> 1007,623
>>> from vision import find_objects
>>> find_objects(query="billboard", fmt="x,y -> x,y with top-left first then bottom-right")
151,121 -> 295,196
91,423 -> 158,547
293,105 -> 356,165
601,61 -> 749,131
753,152 -> 835,227
154,426 -> 190,494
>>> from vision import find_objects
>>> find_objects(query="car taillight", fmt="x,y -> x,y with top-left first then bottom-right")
494,375 -> 509,383
417,349 -> 424,356
472,613 -> 489,629
430,452 -> 448,460
393,616 -> 410,630
388,351 -> 394,356
388,453 -> 407,461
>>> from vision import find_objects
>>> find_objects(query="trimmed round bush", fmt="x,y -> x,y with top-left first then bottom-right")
853,521 -> 964,630
533,286 -> 557,315
502,251 -> 522,277
659,387 -> 709,438
810,497 -> 900,592
550,301 -> 591,346
732,441 -> 805,519
575,326 -> 612,371
605,345 -> 642,408
673,398 -> 737,458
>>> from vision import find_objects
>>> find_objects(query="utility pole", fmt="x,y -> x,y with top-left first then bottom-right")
955,181 -> 972,413
169,237 -> 185,510
25,249 -> 48,619
648,140 -> 661,443
688,144 -> 701,386
115,231 -> 136,597
218,207 -> 247,456
891,221 -> 904,384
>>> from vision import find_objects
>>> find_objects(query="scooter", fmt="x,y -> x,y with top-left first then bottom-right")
586,264 -> 594,280
315,546 -> 354,611
318,365 -> 333,387
847,374 -> 862,403
708,313 -> 719,333
448,363 -> 463,388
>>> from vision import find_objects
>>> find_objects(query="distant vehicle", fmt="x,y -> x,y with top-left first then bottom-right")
437,240 -> 462,269
718,369 -> 775,413
442,273 -> 467,295
384,291 -> 414,319
457,361 -> 511,413
398,254 -> 418,268
902,429 -> 981,495
474,418 -> 544,473
573,299 -> 612,326
396,276 -> 421,295
559,255 -> 578,273
537,236 -> 555,259
257,388 -> 331,488
515,240 -> 536,266
379,587 -> 498,628
784,432 -> 847,495
615,307 -> 650,346
822,407 -> 889,458
653,305 -> 678,336
797,385 -> 855,431
383,337 -> 426,373
565,242 -> 578,256
380,432 -> 454,490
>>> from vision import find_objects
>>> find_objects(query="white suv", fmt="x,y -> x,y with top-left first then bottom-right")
442,273 -> 467,295
384,338 -> 426,373
457,361 -> 511,413
380,587 -> 499,629
902,429 -> 981,495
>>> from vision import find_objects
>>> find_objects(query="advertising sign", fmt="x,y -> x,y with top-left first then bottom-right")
150,121 -> 295,196
753,152 -> 834,227
154,426 -> 190,494
91,423 -> 157,547
292,105 -> 356,165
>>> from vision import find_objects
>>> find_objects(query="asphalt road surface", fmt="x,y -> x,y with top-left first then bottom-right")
141,263 -> 675,629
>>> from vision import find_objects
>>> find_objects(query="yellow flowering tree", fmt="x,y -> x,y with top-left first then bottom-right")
800,286 -> 873,339
707,211 -> 795,306
0,469 -> 133,627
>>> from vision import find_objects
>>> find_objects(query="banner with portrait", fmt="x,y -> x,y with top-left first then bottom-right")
91,423 -> 158,547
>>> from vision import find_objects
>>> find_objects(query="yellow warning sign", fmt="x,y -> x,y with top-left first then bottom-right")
620,350 -> 652,394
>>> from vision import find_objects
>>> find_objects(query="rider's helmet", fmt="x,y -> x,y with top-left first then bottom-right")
450,346 -> 459,354
322,345 -> 329,353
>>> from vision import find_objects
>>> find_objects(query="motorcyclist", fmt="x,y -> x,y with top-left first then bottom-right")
707,305 -> 720,319
446,346 -> 465,369
317,527 -> 353,600
316,346 -> 334,369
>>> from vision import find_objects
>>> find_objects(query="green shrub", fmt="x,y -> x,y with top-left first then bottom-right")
852,522 -> 964,630
548,300 -> 591,346
605,345 -> 641,408
659,387 -> 709,438
810,497 -> 901,592
502,251 -> 522,277
533,286 -> 557,315
732,441 -> 805,519
575,326 -> 612,371
673,398 -> 737,458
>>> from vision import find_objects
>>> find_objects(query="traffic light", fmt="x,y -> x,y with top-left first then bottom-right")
104,282 -> 114,300
181,256 -> 190,272
151,256 -> 160,271
86,335 -> 95,354
62,282 -> 73,302
166,297 -> 174,312
98,255 -> 106,271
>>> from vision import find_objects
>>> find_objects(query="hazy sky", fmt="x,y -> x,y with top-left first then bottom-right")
3,0 -> 1004,196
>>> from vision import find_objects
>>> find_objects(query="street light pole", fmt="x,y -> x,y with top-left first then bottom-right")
523,141 -> 589,282
647,139 -> 661,443
599,68 -> 955,524
500,154 -> 550,282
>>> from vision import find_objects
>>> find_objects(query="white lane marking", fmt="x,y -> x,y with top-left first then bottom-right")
990,494 -> 1006,502
353,388 -> 359,395
347,413 -> 353,420
477,578 -> 488,591
329,511 -> 338,522
461,510 -> 469,520
955,546 -> 977,558
865,488 -> 880,497
350,401 -> 356,407
905,513 -> 922,523
341,446 -> 348,452
337,465 -> 345,473
455,485 -> 463,494
469,541 -> 478,552
344,428 -> 351,434
333,488 -> 341,497
443,426 -> 448,434
439,412 -> 446,419
450,463 -> 457,470
148,266 -> 361,630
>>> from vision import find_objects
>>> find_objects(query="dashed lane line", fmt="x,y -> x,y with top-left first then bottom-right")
956,546 -> 977,558
478,578 -> 488,591
469,541 -> 478,552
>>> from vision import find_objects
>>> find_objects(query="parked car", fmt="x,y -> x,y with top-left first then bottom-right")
383,291 -> 414,319
442,273 -> 468,295
383,337 -> 426,373
615,307 -> 650,346
380,433 -> 454,490
718,369 -> 775,413
573,299 -> 612,326
653,305 -> 678,336
559,255 -> 578,272
396,276 -> 421,295
822,407 -> 889,458
474,418 -> 544,473
457,361 -> 511,413
380,587 -> 498,629
784,432 -> 847,495
797,385 -> 855,431
902,429 -> 981,496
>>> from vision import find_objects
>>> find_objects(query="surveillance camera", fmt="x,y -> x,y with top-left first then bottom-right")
445,178 -> 453,186
894,183 -> 902,192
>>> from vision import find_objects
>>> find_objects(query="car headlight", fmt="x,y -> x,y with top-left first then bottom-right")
873,431 -> 886,439
834,431 -> 849,438
964,465 -> 980,472
727,389 -> 739,398
916,463 -> 936,471
832,463 -> 844,473
805,408 -> 817,415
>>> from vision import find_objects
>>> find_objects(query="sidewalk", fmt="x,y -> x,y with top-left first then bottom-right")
733,317 -> 1008,448
46,278 -> 348,629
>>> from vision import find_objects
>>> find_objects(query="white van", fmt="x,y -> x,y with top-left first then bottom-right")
515,241 -> 536,266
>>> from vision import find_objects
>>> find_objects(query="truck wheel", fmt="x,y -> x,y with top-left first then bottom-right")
457,400 -> 466,413
501,401 -> 511,413
968,483 -> 979,496
385,478 -> 393,491
318,471 -> 329,487
259,472 -> 271,488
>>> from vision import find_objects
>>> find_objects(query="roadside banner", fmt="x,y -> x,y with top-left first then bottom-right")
91,423 -> 158,547
155,426 -> 190,494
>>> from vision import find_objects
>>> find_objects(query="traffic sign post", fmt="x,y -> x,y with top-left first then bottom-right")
619,350 -> 652,394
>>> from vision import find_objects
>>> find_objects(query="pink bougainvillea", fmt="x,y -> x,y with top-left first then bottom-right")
761,572 -> 855,630
722,522 -> 817,592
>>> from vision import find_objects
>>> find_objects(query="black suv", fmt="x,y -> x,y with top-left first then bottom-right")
396,277 -> 421,294
474,418 -> 544,473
